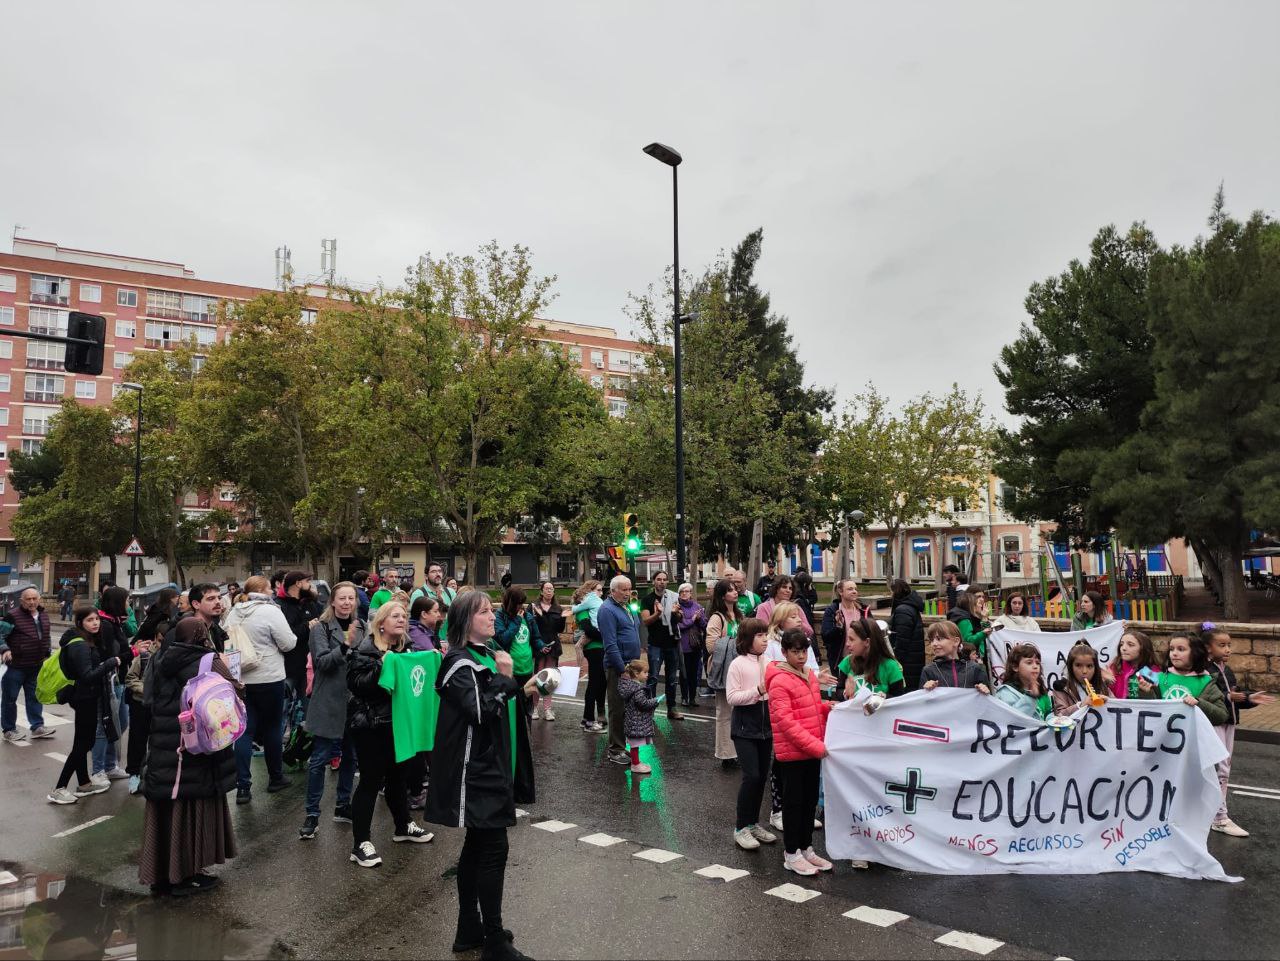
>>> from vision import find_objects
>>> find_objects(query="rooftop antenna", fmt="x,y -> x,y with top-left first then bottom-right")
274,245 -> 292,290
320,239 -> 338,286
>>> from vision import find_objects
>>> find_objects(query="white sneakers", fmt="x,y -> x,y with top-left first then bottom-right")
75,781 -> 110,797
630,762 -> 652,775
104,767 -> 129,780
29,726 -> 56,739
769,810 -> 784,831
749,824 -> 777,844
851,859 -> 870,870
543,707 -> 556,721
47,788 -> 77,805
90,772 -> 110,788
735,824 -> 779,849
1212,819 -> 1250,838
350,841 -> 382,868
3,730 -> 28,744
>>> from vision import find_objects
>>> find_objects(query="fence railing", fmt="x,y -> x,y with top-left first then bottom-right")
923,575 -> 1183,623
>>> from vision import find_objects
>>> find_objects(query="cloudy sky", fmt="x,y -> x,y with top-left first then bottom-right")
3,1 -> 1276,416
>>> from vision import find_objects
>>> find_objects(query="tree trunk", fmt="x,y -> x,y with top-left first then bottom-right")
1215,545 -> 1250,621
108,554 -> 117,586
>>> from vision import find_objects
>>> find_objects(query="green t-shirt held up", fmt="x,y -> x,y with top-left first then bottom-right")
509,619 -> 534,676
838,656 -> 905,695
378,650 -> 442,763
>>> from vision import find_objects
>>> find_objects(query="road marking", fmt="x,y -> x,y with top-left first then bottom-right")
844,905 -> 909,927
18,711 -> 71,727
1231,790 -> 1280,801
6,739 -> 30,748
0,871 -> 17,885
579,832 -> 625,847
765,882 -> 820,903
935,930 -> 1005,955
44,752 -> 67,763
1227,783 -> 1280,796
694,864 -> 749,882
532,819 -> 576,833
515,809 -> 529,818
633,848 -> 683,864
52,816 -> 113,838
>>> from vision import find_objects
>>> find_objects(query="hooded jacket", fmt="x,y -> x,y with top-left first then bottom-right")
57,628 -> 116,705
889,591 -> 926,690
765,661 -> 831,762
224,596 -> 296,685
617,674 -> 658,740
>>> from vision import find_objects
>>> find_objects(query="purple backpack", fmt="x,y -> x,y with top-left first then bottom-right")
173,653 -> 246,799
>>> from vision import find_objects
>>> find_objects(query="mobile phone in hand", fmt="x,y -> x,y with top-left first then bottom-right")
1138,666 -> 1159,684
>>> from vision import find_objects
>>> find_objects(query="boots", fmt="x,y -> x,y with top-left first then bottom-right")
481,934 -> 531,960
452,916 -> 515,954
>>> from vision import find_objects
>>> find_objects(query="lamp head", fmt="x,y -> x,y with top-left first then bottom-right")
643,142 -> 682,167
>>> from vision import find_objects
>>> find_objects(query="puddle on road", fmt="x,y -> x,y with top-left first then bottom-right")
0,861 -> 294,960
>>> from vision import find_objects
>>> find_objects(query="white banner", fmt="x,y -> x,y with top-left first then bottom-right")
823,688 -> 1237,881
989,622 -> 1126,687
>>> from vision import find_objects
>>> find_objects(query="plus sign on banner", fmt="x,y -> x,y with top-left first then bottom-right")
822,688 -> 1237,881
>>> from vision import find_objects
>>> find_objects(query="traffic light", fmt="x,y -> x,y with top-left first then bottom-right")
622,512 -> 642,554
65,312 -> 106,375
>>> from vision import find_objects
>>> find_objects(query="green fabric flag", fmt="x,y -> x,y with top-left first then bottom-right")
469,648 -> 517,775
378,650 -> 442,762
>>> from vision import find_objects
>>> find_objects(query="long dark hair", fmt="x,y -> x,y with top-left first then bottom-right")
891,578 -> 910,602
100,585 -> 129,619
137,588 -> 179,642
710,579 -> 738,625
73,604 -> 101,643
501,586 -> 527,619
770,575 -> 795,600
1003,643 -> 1046,695
848,618 -> 897,683
1054,643 -> 1102,693
447,590 -> 492,650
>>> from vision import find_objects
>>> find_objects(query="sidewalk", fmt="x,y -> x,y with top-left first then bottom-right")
1239,697 -> 1280,744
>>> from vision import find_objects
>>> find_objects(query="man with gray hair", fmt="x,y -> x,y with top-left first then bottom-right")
598,575 -> 641,764
1,587 -> 55,742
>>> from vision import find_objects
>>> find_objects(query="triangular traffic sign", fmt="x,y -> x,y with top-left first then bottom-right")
123,537 -> 145,557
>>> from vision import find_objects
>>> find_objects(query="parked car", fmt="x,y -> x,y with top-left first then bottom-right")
0,581 -> 38,617
129,582 -> 180,621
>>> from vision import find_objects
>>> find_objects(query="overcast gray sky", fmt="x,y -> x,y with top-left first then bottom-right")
3,1 -> 1276,416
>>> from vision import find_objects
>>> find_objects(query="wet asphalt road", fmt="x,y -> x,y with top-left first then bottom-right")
1,693 -> 1277,960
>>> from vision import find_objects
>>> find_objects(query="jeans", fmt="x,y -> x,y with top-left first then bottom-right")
582,647 -> 606,724
91,679 -> 128,774
234,681 -> 286,790
733,736 -> 772,830
350,726 -> 410,844
680,651 -> 701,704
776,757 -> 822,854
306,733 -> 356,817
56,701 -> 99,790
1,666 -> 43,733
457,826 -> 509,938
646,646 -> 679,707
606,669 -> 625,754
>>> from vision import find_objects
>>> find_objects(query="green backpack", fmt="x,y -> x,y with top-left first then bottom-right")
36,638 -> 82,705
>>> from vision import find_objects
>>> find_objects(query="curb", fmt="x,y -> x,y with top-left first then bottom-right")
1236,727 -> 1280,746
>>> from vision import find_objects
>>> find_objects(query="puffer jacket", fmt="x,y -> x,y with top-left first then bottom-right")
345,636 -> 391,731
889,591 -> 926,690
0,606 -> 51,669
57,629 -> 116,705
617,675 -> 658,740
765,661 -> 831,762
920,656 -> 989,690
224,596 -> 296,684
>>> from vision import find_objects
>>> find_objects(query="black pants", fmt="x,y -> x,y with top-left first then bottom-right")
646,645 -> 679,706
680,651 -> 701,704
350,726 -> 410,845
56,701 -> 99,789
234,681 -> 285,790
405,750 -> 430,795
732,736 -> 772,830
125,699 -> 151,777
775,757 -> 821,854
582,647 -> 606,724
457,826 -> 509,937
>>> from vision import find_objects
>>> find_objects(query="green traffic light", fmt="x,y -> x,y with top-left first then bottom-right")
628,600 -> 641,614
626,536 -> 641,552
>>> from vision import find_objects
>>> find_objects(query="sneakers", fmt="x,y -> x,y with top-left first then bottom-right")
784,851 -> 820,876
543,707 -> 556,721
851,859 -> 870,870
104,766 -> 129,780
73,780 -> 109,797
769,810 -> 784,831
813,816 -> 824,830
734,827 -> 761,850
1212,818 -> 1250,838
299,815 -> 319,840
582,720 -> 605,733
3,729 -> 28,743
90,772 -> 110,788
128,775 -> 141,795
333,805 -> 353,824
607,751 -> 631,765
392,822 -> 434,843
630,762 -> 652,775
749,823 -> 777,844
29,726 -> 56,739
350,841 -> 382,868
802,847 -> 833,871
531,706 -> 543,721
47,788 -> 77,805
236,787 -> 252,805
266,777 -> 293,793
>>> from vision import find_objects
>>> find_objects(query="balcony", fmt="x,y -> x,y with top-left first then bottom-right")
145,306 -> 184,320
29,292 -> 69,307
22,419 -> 51,435
24,391 -> 61,403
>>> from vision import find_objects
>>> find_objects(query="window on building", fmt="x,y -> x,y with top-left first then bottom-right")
22,407 -> 56,436
0,273 -> 15,293
299,308 -> 317,326
146,289 -> 182,318
28,307 -> 68,336
952,496 -> 971,513
183,294 -> 218,322
1002,534 -> 1022,573
590,350 -> 604,369
0,475 -> 5,494
117,288 -> 138,308
0,306 -> 12,326
0,375 -> 9,392
0,341 -> 11,360
21,439 -> 43,455
555,553 -> 577,581
111,383 -> 124,398
191,355 -> 206,373
219,488 -> 237,502
916,549 -> 933,578
25,341 -> 65,369
80,283 -> 102,303
608,351 -> 633,372
0,407 -> 8,426
589,374 -> 604,389
29,274 -> 70,306
632,352 -> 647,373
115,320 -> 135,339
24,374 -> 65,403
568,346 -> 582,363
74,380 -> 97,399
607,397 -> 628,417
0,442 -> 6,459
113,351 -> 133,369
608,374 -> 629,391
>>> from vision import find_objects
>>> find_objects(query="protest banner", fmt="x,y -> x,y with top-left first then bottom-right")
823,688 -> 1237,881
990,622 -> 1125,687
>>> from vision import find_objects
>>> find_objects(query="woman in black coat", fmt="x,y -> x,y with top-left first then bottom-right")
46,608 -> 119,805
138,617 -> 241,896
888,579 -> 926,691
529,580 -> 565,721
425,591 -> 537,961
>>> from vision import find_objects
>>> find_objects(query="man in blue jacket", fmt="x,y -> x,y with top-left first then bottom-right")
599,575 -> 640,765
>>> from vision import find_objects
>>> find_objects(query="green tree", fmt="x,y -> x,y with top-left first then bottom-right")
822,385 -> 994,580
1095,194 -> 1280,620
11,401 -> 132,584
994,224 -> 1160,543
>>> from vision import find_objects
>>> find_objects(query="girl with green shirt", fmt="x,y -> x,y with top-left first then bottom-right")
1137,634 -> 1228,725
837,619 -> 906,703
493,588 -> 539,720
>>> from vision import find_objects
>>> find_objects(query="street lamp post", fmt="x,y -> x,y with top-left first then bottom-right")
642,141 -> 688,583
121,382 -> 144,590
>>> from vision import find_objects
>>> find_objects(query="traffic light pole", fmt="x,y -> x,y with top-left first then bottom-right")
671,164 -> 688,585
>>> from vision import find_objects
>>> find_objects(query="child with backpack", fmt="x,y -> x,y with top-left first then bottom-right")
46,608 -> 120,805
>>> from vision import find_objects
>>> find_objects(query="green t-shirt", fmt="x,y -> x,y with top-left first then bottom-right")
575,610 -> 602,651
468,648 -> 517,775
509,619 -> 535,676
1157,671 -> 1214,701
369,588 -> 394,613
838,656 -> 905,695
378,650 -> 442,762
736,592 -> 761,618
